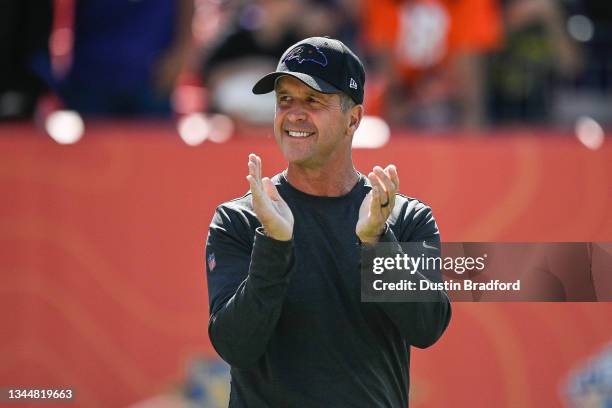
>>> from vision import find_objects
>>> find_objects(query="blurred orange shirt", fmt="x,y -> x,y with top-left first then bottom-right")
362,0 -> 502,79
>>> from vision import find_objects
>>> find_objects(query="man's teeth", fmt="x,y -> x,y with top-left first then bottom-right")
287,131 -> 312,138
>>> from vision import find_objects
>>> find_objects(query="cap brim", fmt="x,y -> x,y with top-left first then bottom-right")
252,72 -> 339,95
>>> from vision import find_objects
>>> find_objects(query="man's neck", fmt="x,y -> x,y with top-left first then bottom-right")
285,163 -> 360,197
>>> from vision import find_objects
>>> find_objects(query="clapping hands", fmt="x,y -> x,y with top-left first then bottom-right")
246,154 -> 294,241
356,165 -> 399,244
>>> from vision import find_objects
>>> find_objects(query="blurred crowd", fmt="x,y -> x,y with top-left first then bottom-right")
1,0 -> 611,131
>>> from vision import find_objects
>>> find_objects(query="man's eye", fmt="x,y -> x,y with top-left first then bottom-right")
308,97 -> 321,105
278,96 -> 291,103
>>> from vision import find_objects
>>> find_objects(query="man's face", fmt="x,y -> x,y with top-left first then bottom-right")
273,76 -> 354,167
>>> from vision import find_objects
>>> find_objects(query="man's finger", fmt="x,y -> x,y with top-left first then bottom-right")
248,161 -> 256,178
386,165 -> 399,192
370,170 -> 389,207
374,166 -> 395,197
246,174 -> 260,199
248,154 -> 260,179
248,154 -> 266,194
368,172 -> 381,193
248,156 -> 256,178
247,153 -> 264,199
368,173 -> 384,207
255,155 -> 262,181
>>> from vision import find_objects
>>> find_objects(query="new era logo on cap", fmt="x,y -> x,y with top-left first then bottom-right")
252,36 -> 366,104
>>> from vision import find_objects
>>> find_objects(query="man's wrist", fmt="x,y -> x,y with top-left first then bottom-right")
358,224 -> 387,245
257,226 -> 292,242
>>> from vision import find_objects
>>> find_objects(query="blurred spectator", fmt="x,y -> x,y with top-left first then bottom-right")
201,0 -> 358,125
577,1 -> 612,92
0,0 -> 52,120
201,0 -> 302,124
552,0 -> 612,126
300,0 -> 361,47
360,0 -> 502,129
487,0 -> 583,124
32,0 -> 194,117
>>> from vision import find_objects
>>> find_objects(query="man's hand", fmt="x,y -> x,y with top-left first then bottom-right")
246,154 -> 294,241
356,165 -> 399,244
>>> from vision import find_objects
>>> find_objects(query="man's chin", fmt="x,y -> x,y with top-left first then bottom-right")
284,153 -> 318,168
281,146 -> 312,165
285,156 -> 311,166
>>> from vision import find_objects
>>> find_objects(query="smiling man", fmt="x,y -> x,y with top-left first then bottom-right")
205,37 -> 451,407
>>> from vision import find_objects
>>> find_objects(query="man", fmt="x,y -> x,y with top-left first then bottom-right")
31,0 -> 194,116
205,37 -> 451,407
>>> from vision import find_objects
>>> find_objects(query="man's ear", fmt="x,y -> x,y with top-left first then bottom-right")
348,104 -> 364,134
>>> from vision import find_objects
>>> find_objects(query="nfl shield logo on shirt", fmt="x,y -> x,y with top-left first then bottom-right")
208,253 -> 216,271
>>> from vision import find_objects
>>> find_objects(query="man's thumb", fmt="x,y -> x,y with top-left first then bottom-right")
262,178 -> 282,201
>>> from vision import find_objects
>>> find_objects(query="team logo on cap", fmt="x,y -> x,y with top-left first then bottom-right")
283,44 -> 328,67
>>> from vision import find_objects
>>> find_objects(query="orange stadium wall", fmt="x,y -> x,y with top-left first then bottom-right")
1,123 -> 611,407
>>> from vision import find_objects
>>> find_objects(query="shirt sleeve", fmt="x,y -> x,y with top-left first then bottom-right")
205,205 -> 294,368
369,200 -> 452,348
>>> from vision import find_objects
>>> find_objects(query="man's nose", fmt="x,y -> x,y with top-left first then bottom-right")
286,105 -> 307,122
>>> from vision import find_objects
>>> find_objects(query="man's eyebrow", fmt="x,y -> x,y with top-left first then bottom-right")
275,87 -> 330,101
306,91 -> 323,99
302,90 -> 331,100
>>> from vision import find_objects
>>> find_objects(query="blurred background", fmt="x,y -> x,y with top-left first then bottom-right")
0,0 -> 611,407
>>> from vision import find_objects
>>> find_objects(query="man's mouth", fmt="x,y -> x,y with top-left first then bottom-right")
285,130 -> 315,138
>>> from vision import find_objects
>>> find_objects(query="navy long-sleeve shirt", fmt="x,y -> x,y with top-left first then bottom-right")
205,173 -> 451,407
